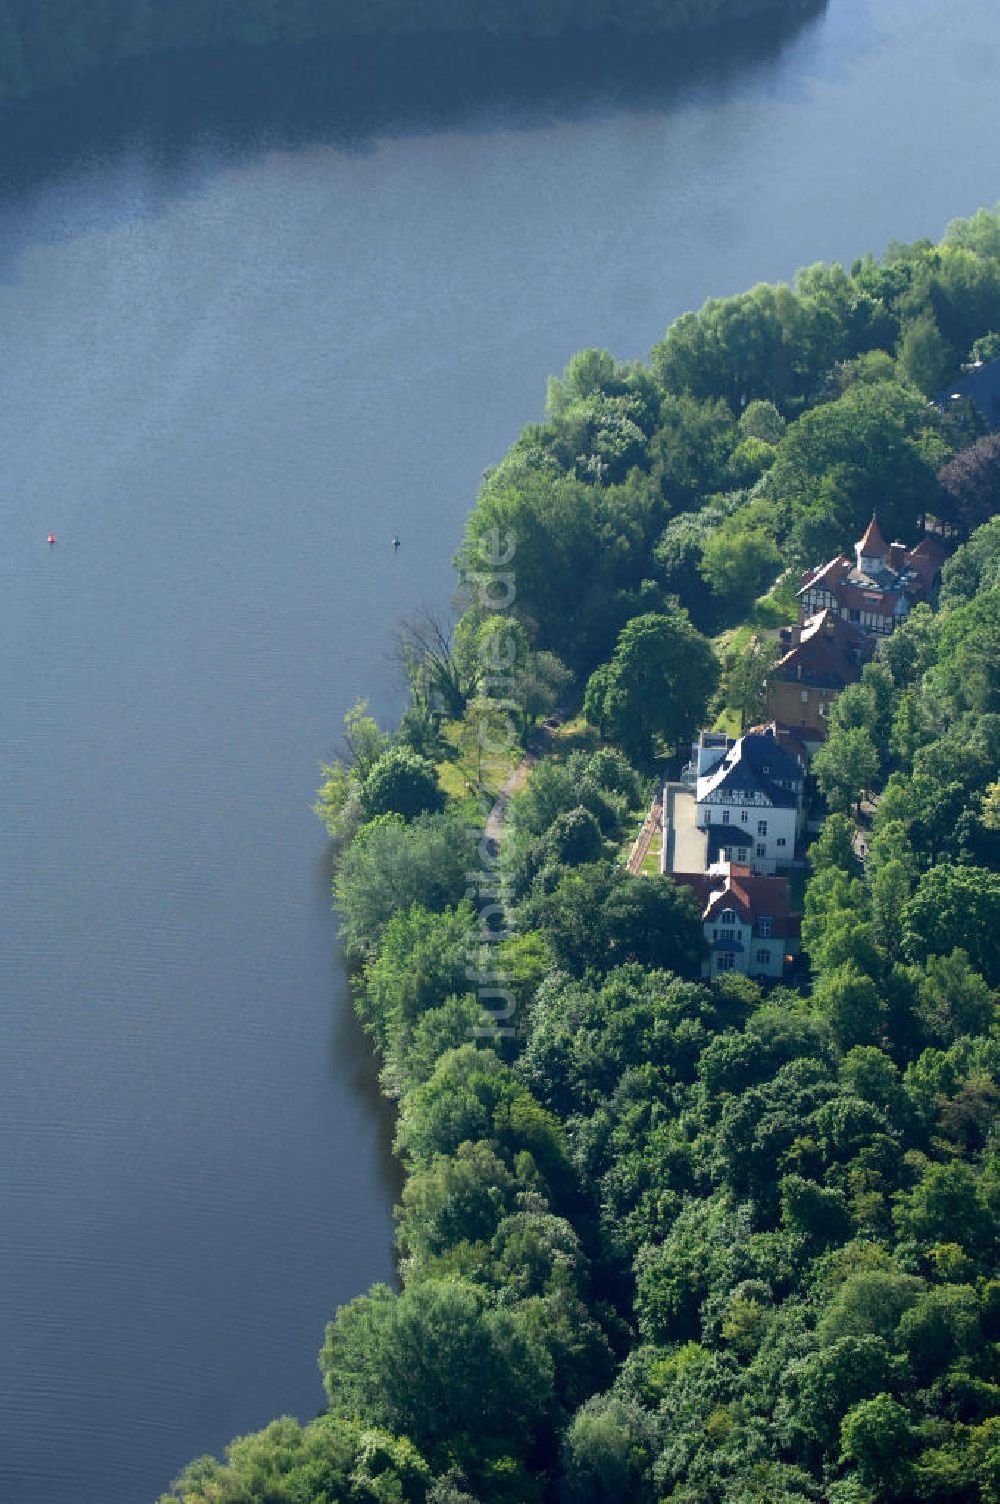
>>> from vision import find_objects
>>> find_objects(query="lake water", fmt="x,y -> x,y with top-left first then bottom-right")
1,1 -> 998,1497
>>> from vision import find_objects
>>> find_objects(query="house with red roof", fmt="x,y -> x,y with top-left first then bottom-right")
672,860 -> 802,981
766,608 -> 874,735
797,517 -> 948,637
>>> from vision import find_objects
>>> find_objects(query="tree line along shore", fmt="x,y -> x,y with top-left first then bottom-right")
162,208 -> 1000,1504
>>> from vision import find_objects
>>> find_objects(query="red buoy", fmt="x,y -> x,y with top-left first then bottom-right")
47,533 -> 56,546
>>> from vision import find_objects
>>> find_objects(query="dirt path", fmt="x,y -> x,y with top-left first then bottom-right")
484,752 -> 538,856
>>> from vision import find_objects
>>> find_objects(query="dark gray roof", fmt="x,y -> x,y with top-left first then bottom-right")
940,358 -> 1000,429
706,825 -> 753,865
737,732 -> 803,785
700,732 -> 801,810
708,824 -> 753,845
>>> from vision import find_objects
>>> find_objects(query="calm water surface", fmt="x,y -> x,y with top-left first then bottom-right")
1,1 -> 999,1497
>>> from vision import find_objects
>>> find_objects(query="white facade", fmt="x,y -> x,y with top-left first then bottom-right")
694,796 -> 798,876
692,731 -> 804,876
704,903 -> 787,981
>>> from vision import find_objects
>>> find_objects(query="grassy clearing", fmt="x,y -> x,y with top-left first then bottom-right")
714,571 -> 798,654
436,712 -> 522,810
750,590 -> 797,630
712,706 -> 742,738
714,621 -> 753,657
546,714 -> 600,758
714,597 -> 795,658
640,836 -> 662,876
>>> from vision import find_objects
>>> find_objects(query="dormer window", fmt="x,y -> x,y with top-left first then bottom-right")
719,908 -> 738,926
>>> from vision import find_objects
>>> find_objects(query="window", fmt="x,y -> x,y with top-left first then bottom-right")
718,928 -> 736,943
719,909 -> 737,926
721,808 -> 730,825
756,949 -> 770,964
717,953 -> 736,973
757,917 -> 772,938
801,689 -> 809,703
756,843 -> 766,857
757,820 -> 767,836
777,837 -> 787,847
741,809 -> 749,823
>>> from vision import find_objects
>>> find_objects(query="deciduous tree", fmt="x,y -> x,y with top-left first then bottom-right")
584,611 -> 718,762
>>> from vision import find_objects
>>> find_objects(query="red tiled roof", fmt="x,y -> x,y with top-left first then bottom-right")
801,532 -> 946,612
904,535 -> 950,592
858,515 -> 888,557
771,609 -> 873,688
672,867 -> 799,934
798,555 -> 850,595
829,579 -> 901,616
909,535 -> 949,567
674,872 -> 713,905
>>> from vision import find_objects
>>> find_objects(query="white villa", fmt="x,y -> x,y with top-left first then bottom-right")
672,860 -> 802,981
692,727 -> 805,875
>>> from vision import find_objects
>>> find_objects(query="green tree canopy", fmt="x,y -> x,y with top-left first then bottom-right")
698,526 -> 781,613
360,747 -> 445,821
812,725 -> 879,814
334,812 -> 474,960
319,1279 -> 555,1471
583,611 -> 719,762
769,381 -> 945,561
902,864 -> 1000,985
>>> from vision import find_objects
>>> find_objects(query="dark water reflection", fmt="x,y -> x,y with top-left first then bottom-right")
0,8 -> 829,189
1,1 -> 999,1500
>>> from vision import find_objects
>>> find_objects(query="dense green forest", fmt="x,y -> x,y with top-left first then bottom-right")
162,207 -> 1000,1503
0,0 -> 818,106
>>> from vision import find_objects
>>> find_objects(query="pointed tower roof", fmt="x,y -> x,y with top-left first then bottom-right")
857,515 -> 888,558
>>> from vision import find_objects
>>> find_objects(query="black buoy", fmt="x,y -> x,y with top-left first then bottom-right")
392,535 -> 401,551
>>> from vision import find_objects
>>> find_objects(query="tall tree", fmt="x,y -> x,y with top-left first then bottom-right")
812,725 -> 880,814
583,611 -> 718,762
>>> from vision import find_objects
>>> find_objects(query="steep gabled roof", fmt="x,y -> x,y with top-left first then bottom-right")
698,732 -> 802,809
771,609 -> 873,688
858,515 -> 888,558
800,529 -> 944,615
905,535 -> 950,592
736,730 -> 803,783
798,555 -> 850,597
746,721 -> 814,764
829,579 -> 903,615
672,865 -> 801,939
